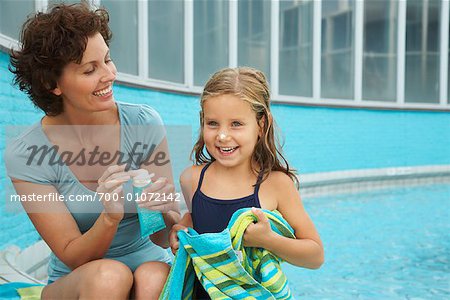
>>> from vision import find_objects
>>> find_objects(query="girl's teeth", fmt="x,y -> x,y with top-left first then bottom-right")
220,147 -> 236,152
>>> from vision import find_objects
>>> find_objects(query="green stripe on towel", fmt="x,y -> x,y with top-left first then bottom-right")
159,208 -> 296,299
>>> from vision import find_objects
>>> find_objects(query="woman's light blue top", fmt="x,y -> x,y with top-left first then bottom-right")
4,102 -> 171,281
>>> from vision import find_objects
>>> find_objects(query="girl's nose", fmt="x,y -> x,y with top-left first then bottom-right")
217,132 -> 229,142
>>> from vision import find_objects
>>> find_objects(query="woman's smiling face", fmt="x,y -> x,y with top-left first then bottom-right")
202,94 -> 261,169
52,32 -> 117,113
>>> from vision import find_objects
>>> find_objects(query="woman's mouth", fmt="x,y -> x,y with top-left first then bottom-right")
93,86 -> 113,98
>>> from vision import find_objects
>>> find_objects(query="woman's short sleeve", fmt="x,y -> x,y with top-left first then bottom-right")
137,104 -> 166,146
4,137 -> 55,184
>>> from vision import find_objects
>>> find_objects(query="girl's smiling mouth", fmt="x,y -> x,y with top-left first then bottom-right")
217,146 -> 239,155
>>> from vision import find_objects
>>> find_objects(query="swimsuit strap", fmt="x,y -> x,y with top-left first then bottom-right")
253,169 -> 264,195
196,162 -> 212,191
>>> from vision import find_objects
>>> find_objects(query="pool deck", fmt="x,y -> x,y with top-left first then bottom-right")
300,164 -> 450,198
0,241 -> 49,284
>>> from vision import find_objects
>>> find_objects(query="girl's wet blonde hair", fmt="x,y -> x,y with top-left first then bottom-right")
192,67 -> 299,187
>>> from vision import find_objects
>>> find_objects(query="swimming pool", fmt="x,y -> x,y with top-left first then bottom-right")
283,184 -> 450,299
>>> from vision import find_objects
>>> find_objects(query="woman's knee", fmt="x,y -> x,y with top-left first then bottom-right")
134,261 -> 170,285
133,262 -> 170,299
83,259 -> 133,292
42,259 -> 133,299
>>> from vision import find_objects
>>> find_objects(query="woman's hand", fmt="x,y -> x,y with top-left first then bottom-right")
137,177 -> 178,213
97,164 -> 131,224
169,224 -> 188,254
243,207 -> 276,248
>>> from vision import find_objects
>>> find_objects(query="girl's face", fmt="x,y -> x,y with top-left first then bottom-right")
53,32 -> 117,114
203,94 -> 261,169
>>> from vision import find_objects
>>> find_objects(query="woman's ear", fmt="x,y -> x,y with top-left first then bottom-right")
46,80 -> 62,96
51,86 -> 62,96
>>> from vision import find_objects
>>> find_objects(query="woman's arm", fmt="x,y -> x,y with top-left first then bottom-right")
12,180 -> 121,270
139,137 -> 180,248
243,173 -> 324,269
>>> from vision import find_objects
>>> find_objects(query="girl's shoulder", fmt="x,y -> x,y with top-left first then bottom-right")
265,170 -> 296,187
259,171 -> 298,206
180,164 -> 207,189
179,164 -> 208,205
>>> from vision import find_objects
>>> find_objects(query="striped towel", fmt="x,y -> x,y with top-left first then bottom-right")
0,283 -> 44,300
159,208 -> 295,300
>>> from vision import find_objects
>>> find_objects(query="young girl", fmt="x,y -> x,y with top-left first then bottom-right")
169,67 -> 323,298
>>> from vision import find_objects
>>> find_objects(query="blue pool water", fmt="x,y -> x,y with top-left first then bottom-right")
283,184 -> 450,299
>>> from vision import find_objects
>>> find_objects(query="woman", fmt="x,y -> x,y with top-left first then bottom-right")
6,3 -> 179,299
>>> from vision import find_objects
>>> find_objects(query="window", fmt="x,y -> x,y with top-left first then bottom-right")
321,0 -> 355,99
405,0 -> 441,103
148,0 -> 184,83
194,0 -> 228,86
238,0 -> 271,80
363,0 -> 398,102
0,0 -> 448,108
279,1 -> 313,97
48,0 -> 80,6
0,0 -> 34,40
101,0 -> 138,75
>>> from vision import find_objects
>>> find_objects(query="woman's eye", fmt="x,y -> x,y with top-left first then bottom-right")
231,121 -> 242,127
105,58 -> 112,64
84,68 -> 95,75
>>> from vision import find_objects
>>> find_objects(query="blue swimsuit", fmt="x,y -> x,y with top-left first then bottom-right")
191,162 -> 262,298
192,163 -> 262,233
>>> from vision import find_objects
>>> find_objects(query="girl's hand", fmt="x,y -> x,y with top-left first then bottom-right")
137,177 -> 178,213
169,224 -> 188,254
243,208 -> 275,248
97,164 -> 131,224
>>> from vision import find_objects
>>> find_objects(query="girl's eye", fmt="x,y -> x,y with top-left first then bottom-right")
105,58 -> 112,64
207,121 -> 218,127
231,121 -> 242,127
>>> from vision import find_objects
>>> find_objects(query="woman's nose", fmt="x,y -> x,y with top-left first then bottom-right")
101,64 -> 116,82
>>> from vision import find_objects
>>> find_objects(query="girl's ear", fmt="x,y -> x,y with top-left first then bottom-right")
199,111 -> 204,126
260,112 -> 273,137
258,114 -> 267,137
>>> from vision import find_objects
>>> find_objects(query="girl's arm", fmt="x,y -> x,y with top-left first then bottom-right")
243,173 -> 324,269
168,166 -> 197,253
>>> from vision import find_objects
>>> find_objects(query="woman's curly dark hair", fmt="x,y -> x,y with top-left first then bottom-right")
9,2 -> 112,116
